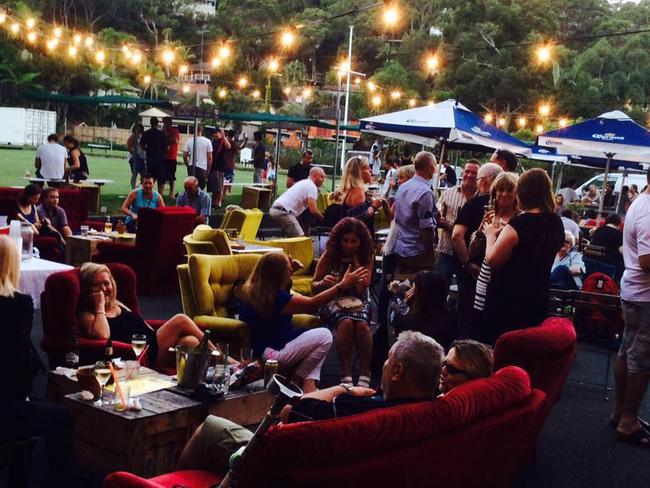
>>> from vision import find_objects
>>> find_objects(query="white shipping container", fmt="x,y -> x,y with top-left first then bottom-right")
0,107 -> 57,146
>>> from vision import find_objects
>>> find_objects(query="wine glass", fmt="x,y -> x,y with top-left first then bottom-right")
94,365 -> 112,406
131,334 -> 147,359
239,347 -> 253,367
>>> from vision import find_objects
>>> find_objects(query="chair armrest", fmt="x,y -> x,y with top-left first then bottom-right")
292,314 -> 321,329
192,315 -> 251,352
145,319 -> 166,330
102,471 -> 164,488
94,242 -> 136,265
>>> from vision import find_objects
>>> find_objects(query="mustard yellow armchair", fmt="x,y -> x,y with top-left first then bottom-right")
219,207 -> 263,241
183,225 -> 232,257
177,253 -> 319,355
317,192 -> 335,214
246,236 -> 317,296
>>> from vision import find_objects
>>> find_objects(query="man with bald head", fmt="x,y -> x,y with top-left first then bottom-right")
270,166 -> 325,237
176,176 -> 212,225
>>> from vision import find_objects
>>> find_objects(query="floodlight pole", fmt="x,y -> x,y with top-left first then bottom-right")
339,25 -> 354,170
332,75 -> 343,192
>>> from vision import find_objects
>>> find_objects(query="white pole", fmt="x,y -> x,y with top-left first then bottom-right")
339,25 -> 353,170
596,154 -> 612,226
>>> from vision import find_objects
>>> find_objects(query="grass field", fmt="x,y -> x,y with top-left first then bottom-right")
0,147 -> 333,215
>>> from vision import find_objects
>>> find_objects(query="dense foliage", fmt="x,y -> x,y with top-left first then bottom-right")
2,0 -> 650,130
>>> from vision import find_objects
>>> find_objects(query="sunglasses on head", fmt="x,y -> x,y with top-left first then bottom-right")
442,360 -> 468,376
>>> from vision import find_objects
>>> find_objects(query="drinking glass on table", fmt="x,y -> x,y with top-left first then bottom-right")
239,347 -> 253,367
94,365 -> 112,406
131,334 -> 147,359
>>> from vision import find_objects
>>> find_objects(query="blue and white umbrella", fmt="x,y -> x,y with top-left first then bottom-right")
538,110 -> 650,220
360,99 -> 531,156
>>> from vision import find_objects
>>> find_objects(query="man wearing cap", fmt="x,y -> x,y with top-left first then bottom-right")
140,116 -> 169,195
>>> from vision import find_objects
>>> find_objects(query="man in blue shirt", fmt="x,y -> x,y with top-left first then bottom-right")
392,151 -> 437,273
176,176 -> 212,226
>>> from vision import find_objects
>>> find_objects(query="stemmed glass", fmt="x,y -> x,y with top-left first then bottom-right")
94,365 -> 112,406
131,334 -> 147,359
239,347 -> 253,367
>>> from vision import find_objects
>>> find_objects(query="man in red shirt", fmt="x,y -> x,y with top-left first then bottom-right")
162,117 -> 180,198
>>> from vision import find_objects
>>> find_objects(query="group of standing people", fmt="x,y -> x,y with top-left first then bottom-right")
35,133 -> 89,182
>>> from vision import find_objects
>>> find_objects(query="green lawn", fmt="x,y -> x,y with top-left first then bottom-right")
0,147 -> 332,215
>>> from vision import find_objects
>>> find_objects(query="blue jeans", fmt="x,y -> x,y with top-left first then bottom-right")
436,252 -> 460,288
550,265 -> 578,290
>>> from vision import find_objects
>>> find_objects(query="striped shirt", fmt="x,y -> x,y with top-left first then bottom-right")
436,185 -> 470,256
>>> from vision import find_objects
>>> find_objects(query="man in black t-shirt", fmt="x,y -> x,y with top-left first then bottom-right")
287,149 -> 314,188
178,331 -> 444,473
139,117 -> 168,195
590,212 -> 624,280
452,163 -> 503,339
252,131 -> 266,184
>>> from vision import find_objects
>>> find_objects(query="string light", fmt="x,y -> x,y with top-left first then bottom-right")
179,64 -> 189,76
302,87 -> 312,99
94,50 -> 106,64
484,113 -> 494,124
538,103 -> 551,117
182,84 -> 190,93
354,76 -> 362,85
46,38 -> 58,51
280,29 -> 295,48
237,76 -> 248,88
267,58 -> 280,73
10,22 -> 19,34
427,101 -> 435,107
383,2 -> 399,27
390,90 -> 401,100
367,81 -> 377,92
143,75 -> 152,84
26,31 -> 37,44
218,88 -> 227,98
517,116 -> 527,128
53,26 -> 62,38
536,45 -> 552,64
131,51 -> 142,64
84,36 -> 94,48
371,94 -> 382,107
426,53 -> 440,72
0,12 -> 6,24
252,89 -> 261,99
26,18 -> 36,29
535,124 -> 544,134
559,117 -> 568,128
210,57 -> 221,69
283,87 -> 291,95
73,33 -> 82,45
162,49 -> 175,66
409,98 -> 416,107
218,45 -> 231,59
67,46 -> 77,58
497,117 -> 506,127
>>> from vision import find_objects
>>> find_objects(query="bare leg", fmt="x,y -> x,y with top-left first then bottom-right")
302,379 -> 317,393
354,321 -> 373,378
155,314 -> 207,365
618,372 -> 650,435
335,319 -> 355,379
168,179 -> 175,199
612,355 -> 628,422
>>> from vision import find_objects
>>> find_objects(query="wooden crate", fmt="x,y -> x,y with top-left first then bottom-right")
240,186 -> 272,211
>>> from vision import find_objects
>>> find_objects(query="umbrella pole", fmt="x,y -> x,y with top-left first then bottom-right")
555,162 -> 564,194
434,141 -> 446,193
550,162 -> 556,190
273,122 -> 282,201
616,168 -> 628,213
596,154 -> 613,227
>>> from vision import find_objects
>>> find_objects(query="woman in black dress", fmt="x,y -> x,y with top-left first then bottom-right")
482,168 -> 564,343
0,235 -> 74,486
63,134 -> 89,181
77,263 -> 214,367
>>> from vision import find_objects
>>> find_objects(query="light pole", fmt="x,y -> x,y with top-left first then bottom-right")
339,26 -> 354,170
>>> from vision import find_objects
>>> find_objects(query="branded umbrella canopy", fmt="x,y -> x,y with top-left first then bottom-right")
538,110 -> 650,221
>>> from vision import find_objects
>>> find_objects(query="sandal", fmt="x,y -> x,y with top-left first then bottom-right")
609,417 -> 650,433
616,428 -> 650,447
357,375 -> 371,388
340,376 -> 353,387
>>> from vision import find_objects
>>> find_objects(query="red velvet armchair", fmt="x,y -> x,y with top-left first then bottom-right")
41,262 -> 164,367
93,207 -> 196,296
103,367 -> 546,488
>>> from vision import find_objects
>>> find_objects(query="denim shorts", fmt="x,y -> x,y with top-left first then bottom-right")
619,300 -> 650,373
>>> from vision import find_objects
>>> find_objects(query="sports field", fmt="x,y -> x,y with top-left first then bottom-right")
0,147 -> 332,214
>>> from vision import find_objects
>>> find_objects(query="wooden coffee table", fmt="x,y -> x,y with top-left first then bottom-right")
49,369 -> 273,477
65,233 -> 136,267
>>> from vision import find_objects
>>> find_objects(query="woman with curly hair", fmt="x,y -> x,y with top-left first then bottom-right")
312,217 -> 374,387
